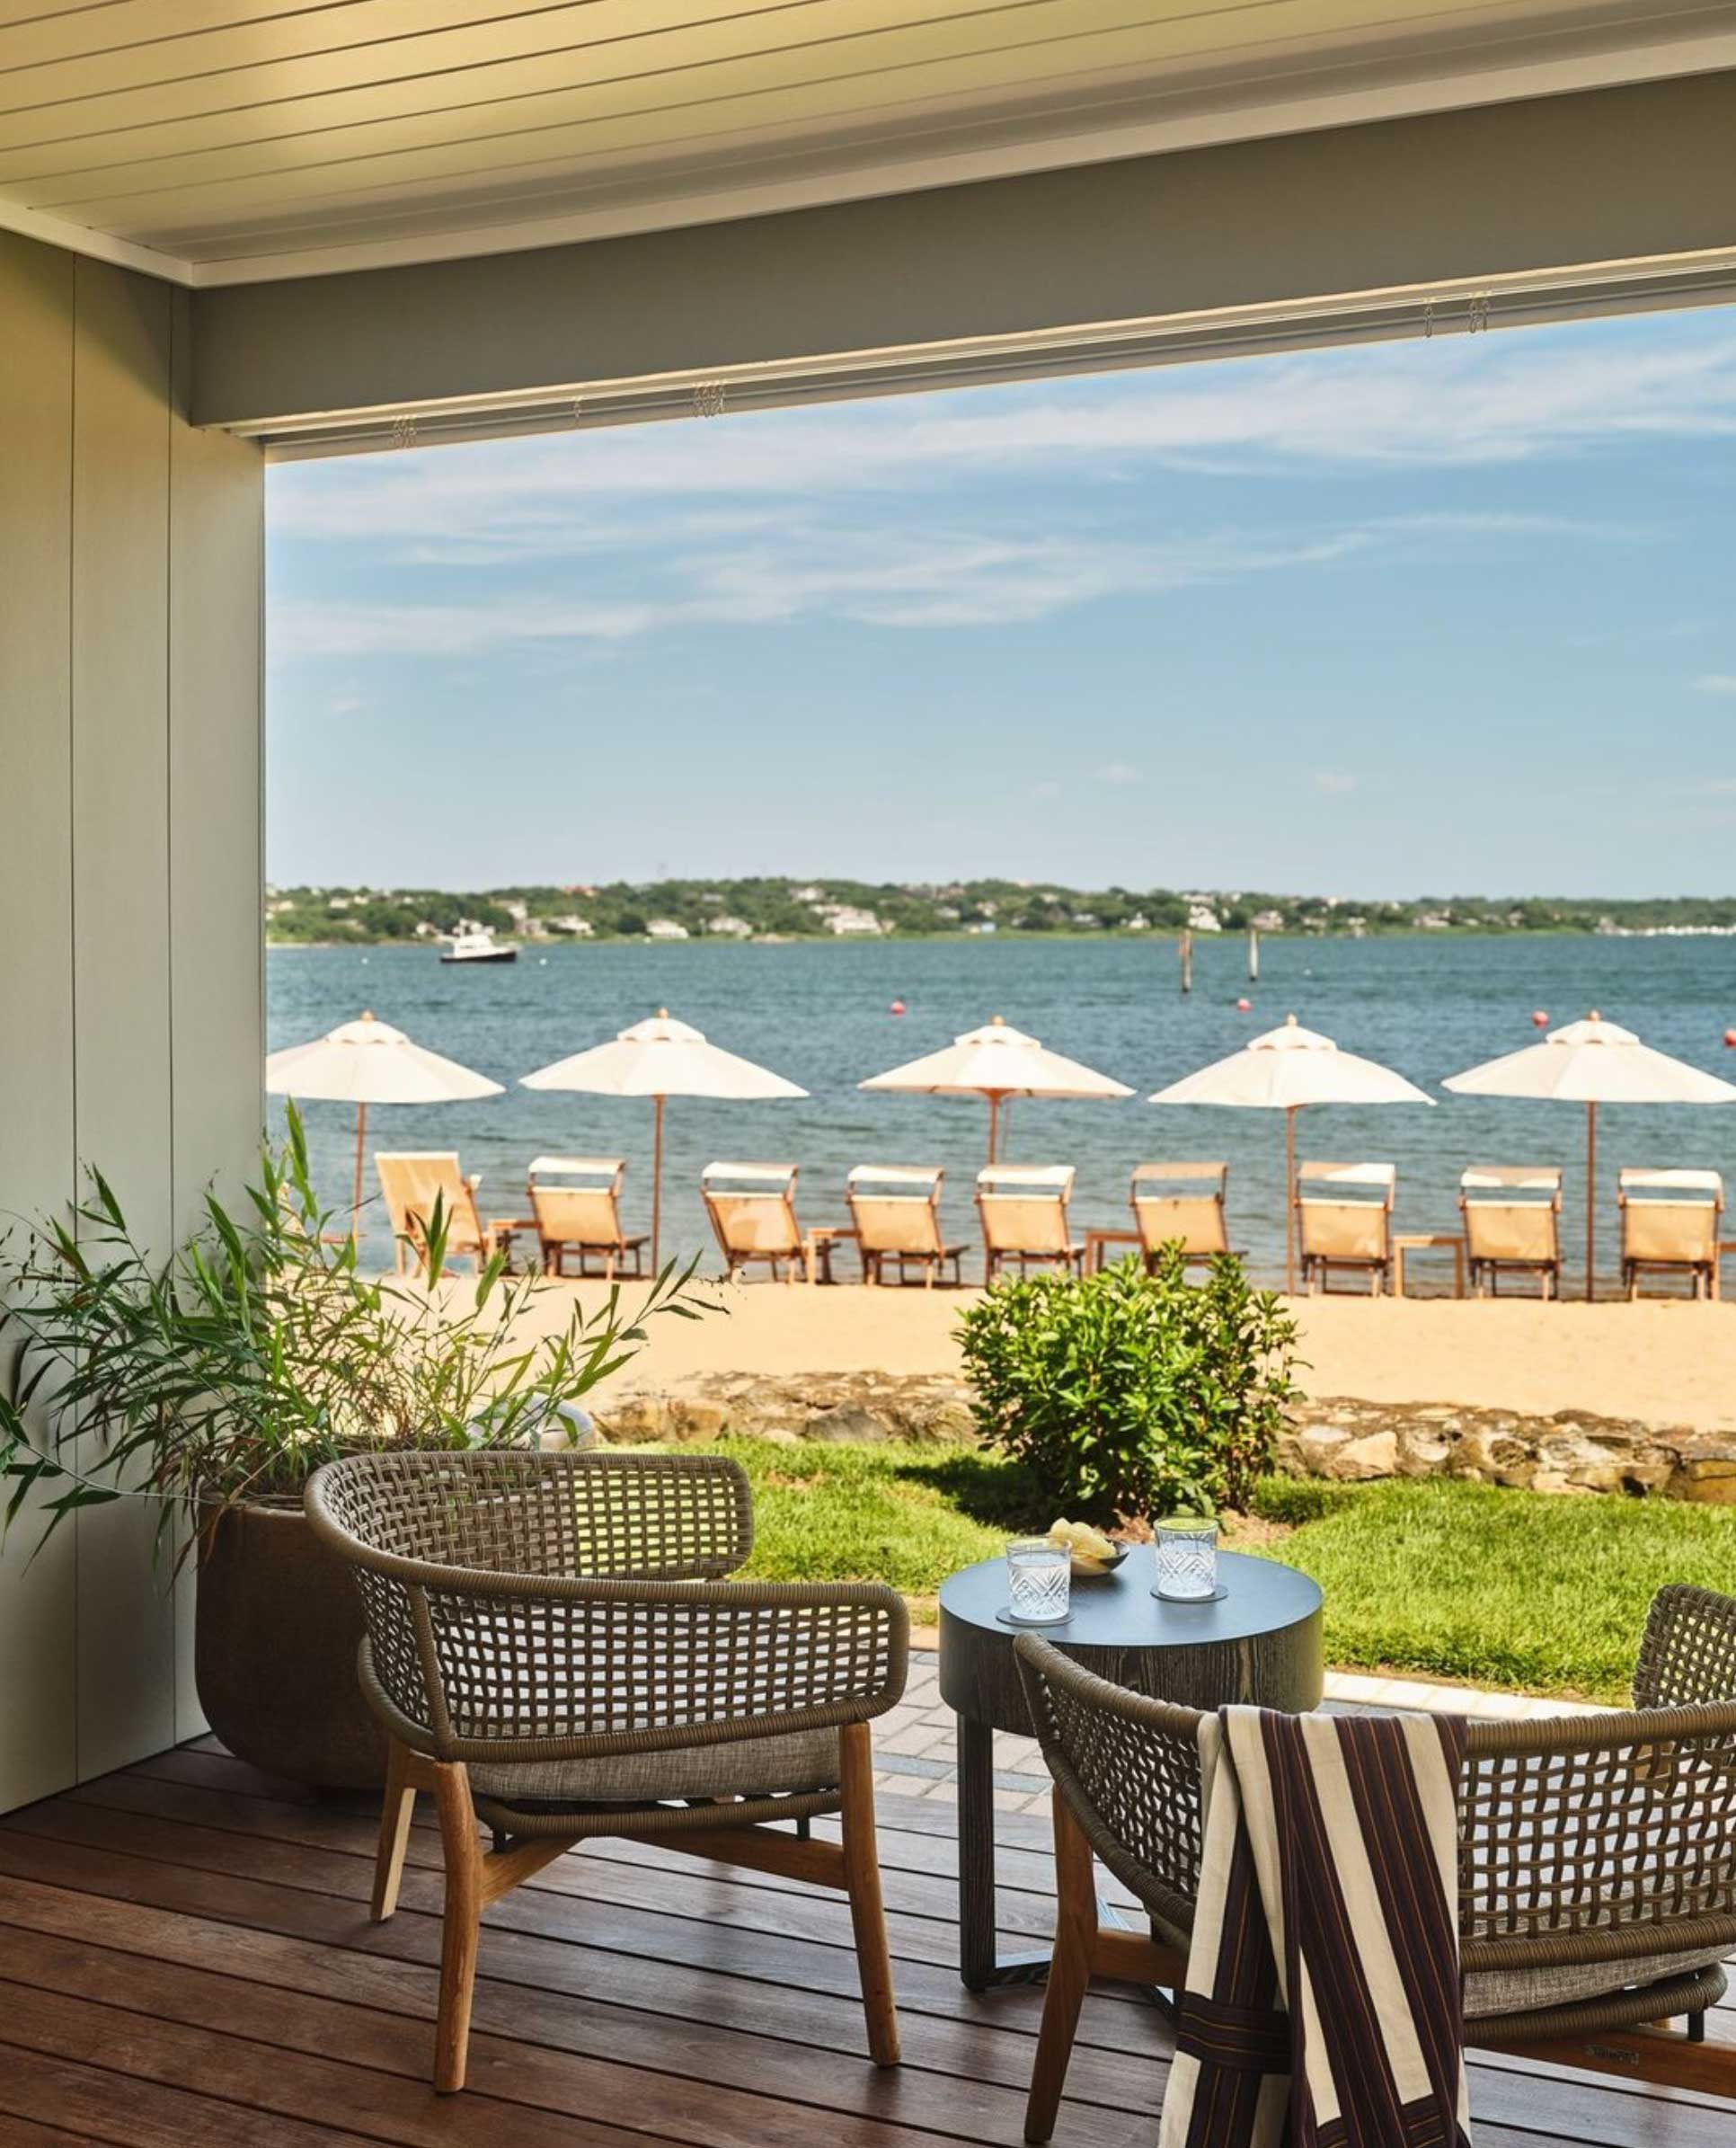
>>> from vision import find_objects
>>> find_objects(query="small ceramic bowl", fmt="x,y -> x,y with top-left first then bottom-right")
1067,1542 -> 1130,1581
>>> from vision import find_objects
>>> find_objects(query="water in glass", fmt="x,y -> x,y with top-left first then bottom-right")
1005,1537 -> 1071,1624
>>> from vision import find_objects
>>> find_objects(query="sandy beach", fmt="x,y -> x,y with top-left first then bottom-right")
509,1281 -> 1736,1433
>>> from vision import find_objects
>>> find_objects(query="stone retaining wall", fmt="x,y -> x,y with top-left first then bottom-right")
598,1371 -> 1736,1502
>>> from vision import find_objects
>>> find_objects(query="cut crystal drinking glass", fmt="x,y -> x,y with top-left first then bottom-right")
1005,1537 -> 1071,1624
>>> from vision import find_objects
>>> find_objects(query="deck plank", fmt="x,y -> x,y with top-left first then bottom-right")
0,1744 -> 1731,2148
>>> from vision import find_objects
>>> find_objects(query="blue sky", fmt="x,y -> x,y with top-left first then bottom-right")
267,304 -> 1736,898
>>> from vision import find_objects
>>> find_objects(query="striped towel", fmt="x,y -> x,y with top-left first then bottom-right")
1158,1707 -> 1471,2148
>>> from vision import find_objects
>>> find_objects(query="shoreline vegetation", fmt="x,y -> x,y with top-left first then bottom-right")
265,874 -> 1736,948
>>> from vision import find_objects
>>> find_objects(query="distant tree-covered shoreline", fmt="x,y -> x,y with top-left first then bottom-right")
263,878 -> 1736,948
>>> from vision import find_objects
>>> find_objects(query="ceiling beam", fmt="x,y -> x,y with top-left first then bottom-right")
190,69 -> 1736,435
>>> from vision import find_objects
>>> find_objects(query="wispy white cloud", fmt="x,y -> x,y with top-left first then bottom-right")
269,327 -> 1736,555
273,522 -> 1375,656
1094,762 -> 1141,786
1313,771 -> 1360,794
1693,674 -> 1736,695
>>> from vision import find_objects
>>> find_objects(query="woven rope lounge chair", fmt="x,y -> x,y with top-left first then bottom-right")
1295,1159 -> 1396,1295
1129,1160 -> 1236,1273
701,1160 -> 830,1283
1459,1166 -> 1563,1298
306,1449 -> 907,2094
846,1165 -> 964,1286
375,1151 -> 509,1274
977,1165 -> 1085,1283
1013,1584 -> 1736,2143
1619,1168 -> 1725,1300
526,1154 -> 648,1279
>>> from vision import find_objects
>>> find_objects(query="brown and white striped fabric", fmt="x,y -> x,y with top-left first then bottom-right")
1158,1707 -> 1471,2148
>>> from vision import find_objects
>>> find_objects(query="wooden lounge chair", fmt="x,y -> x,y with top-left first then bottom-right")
846,1166 -> 964,1286
1294,1159 -> 1395,1294
702,1160 -> 832,1283
977,1165 -> 1085,1283
306,1451 -> 907,2095
1619,1168 -> 1725,1299
1459,1166 -> 1563,1298
1014,1582 -> 1736,2142
526,1154 -> 648,1279
375,1151 -> 508,1274
1129,1159 -> 1234,1273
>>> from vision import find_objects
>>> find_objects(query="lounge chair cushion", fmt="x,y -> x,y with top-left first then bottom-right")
1464,1943 -> 1729,2019
467,1722 -> 840,1806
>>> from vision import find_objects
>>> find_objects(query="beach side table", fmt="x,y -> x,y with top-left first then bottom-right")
937,1547 -> 1323,1990
802,1224 -> 857,1284
1085,1228 -> 1142,1273
1394,1232 -> 1466,1299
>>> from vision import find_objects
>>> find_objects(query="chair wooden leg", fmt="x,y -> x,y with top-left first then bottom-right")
430,1762 -> 484,2094
838,1722 -> 899,2066
371,1736 -> 420,1922
1025,1789 -> 1096,2144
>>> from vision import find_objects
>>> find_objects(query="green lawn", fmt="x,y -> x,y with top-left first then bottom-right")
697,1436 -> 1736,1702
1247,1476 -> 1736,1703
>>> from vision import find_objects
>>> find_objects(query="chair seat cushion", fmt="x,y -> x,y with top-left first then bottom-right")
467,1723 -> 840,1806
1464,1943 -> 1729,2020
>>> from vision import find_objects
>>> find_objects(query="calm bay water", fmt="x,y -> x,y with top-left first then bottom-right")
269,935 -> 1736,1286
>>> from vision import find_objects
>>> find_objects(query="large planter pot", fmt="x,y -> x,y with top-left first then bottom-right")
196,1498 -> 387,1790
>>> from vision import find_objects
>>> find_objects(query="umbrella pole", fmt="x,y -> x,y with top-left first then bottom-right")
1585,1099 -> 1597,1302
1285,1105 -> 1298,1295
988,1094 -> 1000,1167
651,1095 -> 665,1273
351,1101 -> 368,1239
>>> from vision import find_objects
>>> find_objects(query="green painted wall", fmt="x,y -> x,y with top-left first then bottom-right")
0,232 -> 264,1810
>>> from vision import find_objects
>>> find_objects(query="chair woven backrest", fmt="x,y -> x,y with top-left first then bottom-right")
1014,1635 -> 1204,1945
306,1450 -> 906,1764
1634,1583 -> 1736,1709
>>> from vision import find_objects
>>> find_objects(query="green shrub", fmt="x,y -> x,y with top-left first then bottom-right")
957,1251 -> 1299,1525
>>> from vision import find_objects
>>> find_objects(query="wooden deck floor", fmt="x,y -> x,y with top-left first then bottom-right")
0,1736 -> 1732,2148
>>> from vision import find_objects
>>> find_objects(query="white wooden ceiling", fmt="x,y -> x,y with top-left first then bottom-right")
2,0 -> 1732,284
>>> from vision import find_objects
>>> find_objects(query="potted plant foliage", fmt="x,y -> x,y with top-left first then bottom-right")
958,1247 -> 1299,1526
0,1111 -> 707,1789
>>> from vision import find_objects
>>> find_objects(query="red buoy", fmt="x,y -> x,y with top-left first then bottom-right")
890,1000 -> 907,1016
1236,998 -> 1253,1013
1531,1010 -> 1549,1027
1725,1028 -> 1736,1049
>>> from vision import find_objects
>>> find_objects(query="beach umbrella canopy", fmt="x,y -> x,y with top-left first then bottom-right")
1149,1014 -> 1434,1291
1443,1011 -> 1736,1297
520,1009 -> 805,1266
265,1009 -> 503,1223
860,1014 -> 1132,1163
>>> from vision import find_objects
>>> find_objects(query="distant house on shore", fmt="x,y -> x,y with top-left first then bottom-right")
1251,909 -> 1286,932
645,918 -> 690,941
548,913 -> 594,936
825,906 -> 885,936
1187,902 -> 1222,933
707,915 -> 754,937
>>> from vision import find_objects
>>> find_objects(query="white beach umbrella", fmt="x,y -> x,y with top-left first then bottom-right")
860,1013 -> 1132,1165
1443,1011 -> 1736,1299
265,1009 -> 504,1225
520,1008 -> 806,1267
1149,1014 -> 1434,1291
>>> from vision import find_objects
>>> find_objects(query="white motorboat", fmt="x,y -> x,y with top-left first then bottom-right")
440,921 -> 518,965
